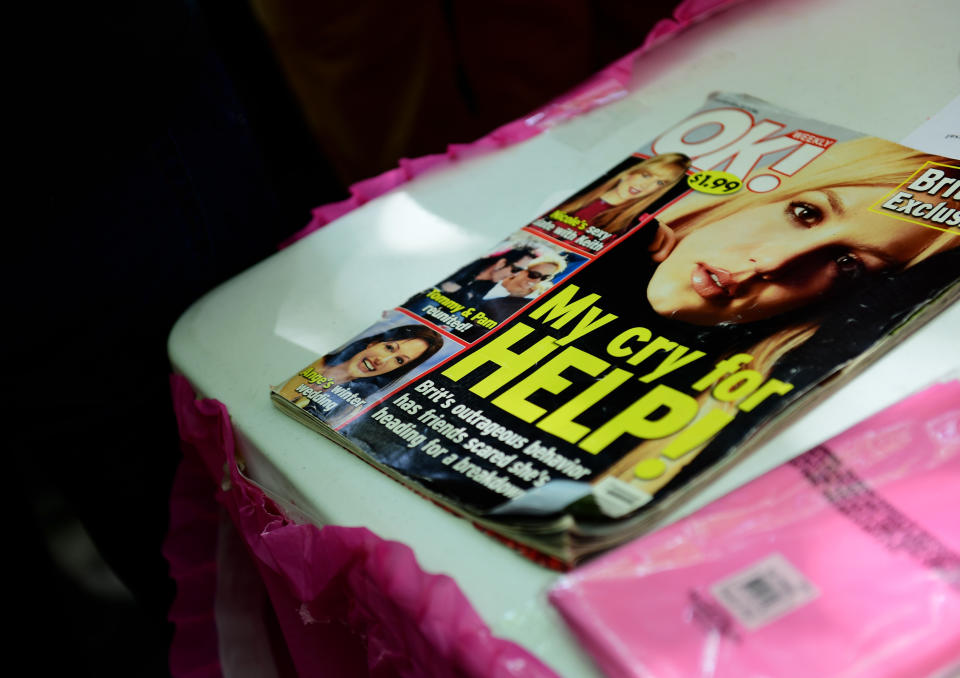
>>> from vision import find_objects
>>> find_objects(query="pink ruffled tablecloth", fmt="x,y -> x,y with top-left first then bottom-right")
166,375 -> 555,677
165,2 -> 746,675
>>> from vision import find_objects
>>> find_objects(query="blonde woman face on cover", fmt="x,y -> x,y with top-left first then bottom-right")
647,186 -> 942,325
343,339 -> 429,379
609,164 -> 686,205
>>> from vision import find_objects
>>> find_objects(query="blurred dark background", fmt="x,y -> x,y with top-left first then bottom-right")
17,0 -> 674,674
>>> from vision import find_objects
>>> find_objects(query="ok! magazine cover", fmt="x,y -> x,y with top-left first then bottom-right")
272,93 -> 960,566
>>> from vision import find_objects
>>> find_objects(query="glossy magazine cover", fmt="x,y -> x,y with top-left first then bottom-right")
271,93 -> 960,563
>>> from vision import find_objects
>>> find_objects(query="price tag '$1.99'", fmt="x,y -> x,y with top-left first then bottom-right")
687,170 -> 743,195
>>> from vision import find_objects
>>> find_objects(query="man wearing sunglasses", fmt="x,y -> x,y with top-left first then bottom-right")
439,246 -> 538,296
476,252 -> 568,322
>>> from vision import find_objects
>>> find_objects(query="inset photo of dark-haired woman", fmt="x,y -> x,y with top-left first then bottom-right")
274,310 -> 462,428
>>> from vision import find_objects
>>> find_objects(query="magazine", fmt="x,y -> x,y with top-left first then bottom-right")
271,92 -> 960,566
548,376 -> 960,678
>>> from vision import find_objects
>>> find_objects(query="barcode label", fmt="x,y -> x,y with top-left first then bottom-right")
710,553 -> 819,630
593,477 -> 652,517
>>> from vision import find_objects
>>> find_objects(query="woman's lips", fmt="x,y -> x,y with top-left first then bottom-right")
361,358 -> 375,372
691,263 -> 733,300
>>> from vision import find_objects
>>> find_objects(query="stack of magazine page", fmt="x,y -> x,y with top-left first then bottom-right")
271,92 -> 960,567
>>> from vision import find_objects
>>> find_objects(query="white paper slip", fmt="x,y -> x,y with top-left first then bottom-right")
902,94 -> 960,158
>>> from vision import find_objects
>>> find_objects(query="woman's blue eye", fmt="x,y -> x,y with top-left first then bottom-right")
788,202 -> 823,226
835,253 -> 864,279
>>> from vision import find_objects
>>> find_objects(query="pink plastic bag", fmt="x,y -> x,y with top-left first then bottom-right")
550,378 -> 960,678
165,374 -> 558,678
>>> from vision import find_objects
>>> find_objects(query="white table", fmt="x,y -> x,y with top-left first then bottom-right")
169,0 -> 960,674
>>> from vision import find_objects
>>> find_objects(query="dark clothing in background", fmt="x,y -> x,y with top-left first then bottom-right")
20,2 -> 334,673
251,0 -> 678,185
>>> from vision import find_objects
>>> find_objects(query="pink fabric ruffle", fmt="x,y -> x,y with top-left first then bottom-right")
164,427 -> 226,678
166,374 -> 558,678
280,0 -> 744,247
